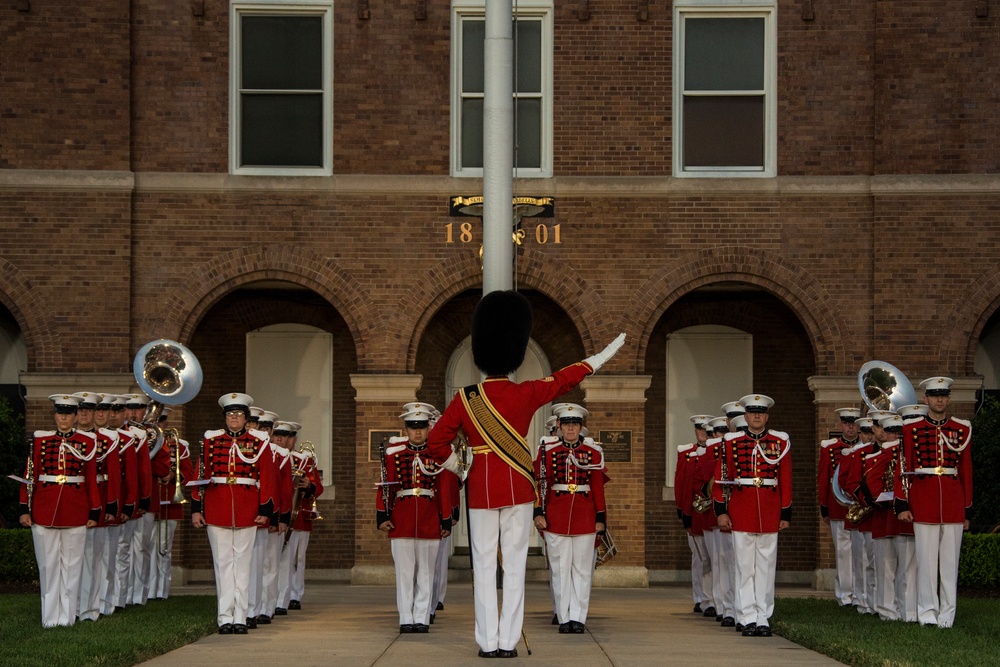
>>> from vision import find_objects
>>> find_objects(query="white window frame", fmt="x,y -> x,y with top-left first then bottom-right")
451,0 -> 553,178
230,0 -> 334,176
673,0 -> 777,178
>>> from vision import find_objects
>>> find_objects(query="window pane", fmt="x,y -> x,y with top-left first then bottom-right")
241,94 -> 323,167
462,19 -> 485,94
242,16 -> 323,91
461,98 -> 484,168
685,18 -> 764,91
515,98 -> 540,168
682,96 -> 764,168
514,20 -> 541,93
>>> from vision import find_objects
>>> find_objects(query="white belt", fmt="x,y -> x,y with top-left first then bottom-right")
38,474 -> 84,484
914,467 -> 958,476
209,476 -> 259,487
552,483 -> 591,493
396,488 -> 435,499
735,477 -> 778,487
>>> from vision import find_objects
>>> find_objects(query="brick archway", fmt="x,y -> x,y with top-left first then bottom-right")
628,246 -> 848,374
155,245 -> 382,368
0,258 -> 62,370
943,264 -> 1000,374
402,250 -> 608,371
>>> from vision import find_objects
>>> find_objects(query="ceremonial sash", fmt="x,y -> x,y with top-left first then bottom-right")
460,384 -> 537,496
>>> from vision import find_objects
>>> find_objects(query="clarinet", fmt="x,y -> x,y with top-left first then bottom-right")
379,441 -> 392,515
539,442 -> 548,515
25,452 -> 34,514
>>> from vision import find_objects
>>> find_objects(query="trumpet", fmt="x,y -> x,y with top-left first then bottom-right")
158,429 -> 187,557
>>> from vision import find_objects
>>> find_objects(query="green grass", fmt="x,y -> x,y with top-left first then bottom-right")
772,597 -> 1000,667
0,595 -> 217,667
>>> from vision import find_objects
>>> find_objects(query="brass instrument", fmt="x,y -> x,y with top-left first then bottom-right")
596,529 -> 618,566
692,492 -> 713,514
25,453 -> 34,514
158,428 -> 188,557
285,441 -> 321,550
132,339 -> 204,456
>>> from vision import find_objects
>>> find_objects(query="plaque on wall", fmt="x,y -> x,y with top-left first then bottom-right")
599,430 -> 632,463
368,429 -> 402,462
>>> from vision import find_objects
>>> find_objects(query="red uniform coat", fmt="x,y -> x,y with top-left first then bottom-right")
151,439 -> 196,521
818,437 -> 857,522
376,443 -> 453,540
90,428 -> 121,526
673,443 -> 696,530
115,428 -> 139,522
20,429 -> 101,527
192,428 -> 275,528
130,425 -> 154,514
712,430 -> 792,534
534,437 -> 607,536
273,444 -> 294,526
289,451 -> 324,532
427,361 -> 594,509
839,442 -> 876,532
895,415 -> 972,524
691,442 -> 720,533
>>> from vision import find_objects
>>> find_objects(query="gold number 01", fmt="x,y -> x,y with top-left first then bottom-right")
535,223 -> 561,244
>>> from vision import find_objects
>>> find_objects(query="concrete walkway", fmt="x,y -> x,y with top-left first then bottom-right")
140,583 -> 843,667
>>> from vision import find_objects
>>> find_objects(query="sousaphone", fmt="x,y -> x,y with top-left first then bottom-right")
132,339 -> 204,454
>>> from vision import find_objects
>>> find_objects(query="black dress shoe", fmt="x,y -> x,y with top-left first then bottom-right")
559,622 -> 571,634
715,615 -> 724,622
551,614 -> 559,625
497,649 -> 518,658
570,621 -> 586,634
400,624 -> 414,633
721,617 -> 736,627
693,603 -> 703,614
436,601 -> 444,611
218,623 -> 234,635
287,600 -> 301,610
430,613 -> 435,624
233,624 -> 248,635
413,624 -> 429,633
478,649 -> 499,658
735,623 -> 744,632
702,606 -> 716,617
257,614 -> 271,625
247,617 -> 257,629
741,623 -> 757,637
274,607 -> 288,615
115,606 -> 126,613
755,625 -> 772,637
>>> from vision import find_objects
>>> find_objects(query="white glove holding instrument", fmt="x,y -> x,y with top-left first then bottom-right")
584,333 -> 626,372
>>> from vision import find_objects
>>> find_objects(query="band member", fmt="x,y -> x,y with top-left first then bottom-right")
533,403 -> 607,634
700,415 -> 736,626
261,416 -> 293,623
676,415 -> 715,618
817,407 -> 860,607
713,394 -> 791,637
94,392 -> 131,616
277,421 -> 323,613
72,391 -> 120,622
149,425 -> 195,600
426,290 -> 625,659
378,405 -> 455,634
124,393 -> 155,606
895,377 -> 972,628
423,407 -> 461,623
191,393 -> 276,635
19,394 -> 100,627
864,413 -> 900,621
246,409 -> 279,628
839,414 -> 882,615
892,404 -> 928,622
108,394 -> 138,612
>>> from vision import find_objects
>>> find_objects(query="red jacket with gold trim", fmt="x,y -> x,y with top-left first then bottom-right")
712,429 -> 792,534
192,428 -> 275,528
533,436 -> 607,536
115,427 -> 139,522
289,451 -> 324,532
88,427 -> 121,526
894,415 -> 972,524
151,439 -> 196,521
839,441 -> 876,531
818,437 -> 857,522
376,442 -> 453,540
20,429 -> 101,527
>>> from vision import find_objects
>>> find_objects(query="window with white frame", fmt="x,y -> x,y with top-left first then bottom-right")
673,1 -> 776,177
452,1 -> 552,178
230,1 -> 333,175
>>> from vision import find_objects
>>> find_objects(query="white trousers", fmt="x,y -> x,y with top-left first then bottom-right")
114,519 -> 137,608
469,503 -> 533,653
278,531 -> 310,607
432,532 -> 452,609
852,531 -> 876,614
248,528 -> 269,617
829,520 -> 854,605
150,519 -> 178,600
32,524 -> 87,627
703,529 -> 720,614
263,530 -> 283,615
708,528 -> 735,617
687,533 -> 711,606
732,531 -> 777,628
893,534 -> 917,622
207,525 -> 256,626
873,537 -> 899,621
101,523 -> 122,615
129,512 -> 155,605
77,525 -> 110,621
544,532 -> 596,624
391,538 -> 439,625
914,522 -> 963,628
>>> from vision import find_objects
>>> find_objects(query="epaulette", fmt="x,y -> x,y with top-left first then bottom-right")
724,431 -> 742,441
248,428 -> 269,440
99,427 -> 120,441
179,438 -> 189,446
820,438 -> 839,448
583,437 -> 603,452
705,437 -> 722,447
388,435 -> 408,445
34,430 -> 55,438
204,429 -> 225,439
76,430 -> 97,443
769,430 -> 790,442
902,415 -> 926,425
952,417 -> 972,428
677,443 -> 695,452
386,444 -> 407,456
539,435 -> 560,446
272,444 -> 290,457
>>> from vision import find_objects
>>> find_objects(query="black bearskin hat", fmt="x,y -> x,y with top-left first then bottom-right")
472,290 -> 533,376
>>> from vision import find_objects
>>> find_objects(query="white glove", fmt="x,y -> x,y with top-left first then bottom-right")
442,451 -> 463,475
584,333 -> 626,372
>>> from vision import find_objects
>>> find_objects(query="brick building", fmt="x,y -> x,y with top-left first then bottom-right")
1,1 -> 998,588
